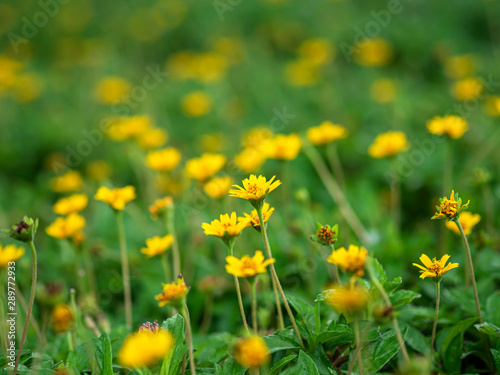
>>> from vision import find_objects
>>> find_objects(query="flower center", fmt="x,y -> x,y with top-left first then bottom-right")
440,198 -> 458,217
429,258 -> 442,275
247,183 -> 260,195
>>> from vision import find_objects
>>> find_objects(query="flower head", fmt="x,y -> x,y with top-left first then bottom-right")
229,175 -> 281,206
204,176 -> 233,199
445,211 -> 480,236
107,115 -> 151,142
181,91 -> 212,117
426,115 -> 468,139
51,171 -> 83,193
46,213 -> 85,240
2,216 -> 39,244
185,153 -> 226,182
353,38 -> 393,66
139,320 -> 160,334
298,38 -> 334,66
86,160 -> 112,181
327,244 -> 368,277
137,128 -> 168,149
413,254 -> 459,281
146,147 -> 181,172
233,336 -> 270,369
234,148 -> 267,173
0,244 -> 25,267
311,223 -> 338,246
53,194 -> 88,215
95,77 -> 131,104
118,329 -> 174,368
324,285 -> 369,314
451,78 -> 483,101
264,134 -> 302,161
155,275 -> 189,307
370,78 -> 397,103
95,186 -> 136,211
141,235 -> 174,258
368,131 -> 409,158
307,122 -> 348,145
52,304 -> 73,333
432,190 -> 469,221
225,250 -> 275,278
243,203 -> 274,229
202,212 -> 250,244
149,196 -> 174,219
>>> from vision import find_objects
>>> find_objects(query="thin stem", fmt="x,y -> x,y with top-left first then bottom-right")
354,318 -> 363,375
250,279 -> 258,335
13,241 -> 37,375
257,206 -> 304,348
181,303 -> 197,375
228,241 -> 250,333
199,293 -> 213,335
167,208 -> 181,277
430,281 -> 440,363
328,244 -> 341,285
482,184 -> 495,236
327,143 -> 345,190
161,252 -> 171,282
455,219 -> 483,323
390,158 -> 401,236
70,289 -> 77,350
116,212 -> 132,331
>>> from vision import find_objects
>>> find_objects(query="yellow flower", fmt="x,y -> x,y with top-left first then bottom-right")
413,254 -> 459,280
53,194 -> 88,215
243,203 -> 274,227
185,153 -> 226,182
225,250 -> 275,278
118,329 -> 174,368
328,244 -> 368,277
265,133 -> 302,160
86,160 -> 112,181
368,131 -> 409,158
107,115 -> 152,141
370,78 -> 397,103
229,175 -> 281,203
192,52 -> 228,83
213,37 -> 245,65
155,276 -> 189,307
444,55 -> 475,79
234,336 -> 270,369
451,78 -> 483,101
201,212 -> 250,239
146,147 -> 182,172
307,121 -> 348,145
46,213 -> 86,239
0,244 -> 25,267
95,186 -> 136,210
200,133 -> 225,153
204,176 -> 233,199
149,196 -> 174,219
51,171 -> 83,193
242,127 -> 273,150
95,77 -> 131,104
426,115 -> 468,139
141,235 -> 174,258
432,190 -> 469,220
11,73 -> 43,102
486,96 -> 500,117
52,304 -> 73,333
181,91 -> 212,117
353,38 -> 393,66
285,60 -> 320,87
445,212 -> 480,236
298,38 -> 335,66
234,148 -> 267,173
137,128 -> 168,149
325,285 -> 369,314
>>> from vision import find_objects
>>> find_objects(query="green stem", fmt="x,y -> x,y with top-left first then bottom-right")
161,252 -> 171,282
455,219 -> 483,323
116,212 -> 132,331
181,303 -> 196,375
227,241 -> 250,333
327,143 -> 345,190
328,244 -> 341,285
13,241 -> 37,375
257,206 -> 304,348
354,318 -> 363,375
390,157 -> 401,236
430,281 -> 440,363
167,209 -> 181,277
70,289 -> 77,350
250,279 -> 258,335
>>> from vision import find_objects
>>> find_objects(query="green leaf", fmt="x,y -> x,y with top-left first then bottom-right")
405,326 -> 430,355
475,322 -> 500,337
390,290 -> 421,308
215,359 -> 246,375
162,314 -> 188,375
372,258 -> 387,281
280,351 -> 319,375
263,332 -> 301,353
93,333 -> 114,375
195,333 -> 233,365
382,277 -> 402,295
269,355 -> 297,375
442,317 -> 478,374
287,295 -> 315,326
317,324 -> 353,347
486,293 -> 500,326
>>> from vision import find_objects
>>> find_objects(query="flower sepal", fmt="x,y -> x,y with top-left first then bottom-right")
431,190 -> 469,221
2,216 -> 39,243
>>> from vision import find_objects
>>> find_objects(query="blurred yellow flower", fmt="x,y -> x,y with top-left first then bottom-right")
325,285 -> 369,314
86,160 -> 112,181
52,303 -> 73,333
242,127 -> 273,150
53,194 -> 88,215
51,171 -> 83,193
95,77 -> 131,104
118,329 -> 174,368
444,55 -> 475,79
234,336 -> 270,369
354,38 -> 393,66
193,52 -> 228,83
298,38 -> 335,66
181,91 -> 212,117
95,186 -> 136,210
327,244 -> 368,277
229,175 -> 281,202
307,121 -> 348,145
107,115 -> 152,141
12,73 -> 43,102
202,212 -> 250,239
445,212 -> 480,236
185,153 -> 226,182
451,77 -> 483,101
155,277 -> 189,307
204,176 -> 233,199
413,254 -> 458,280
432,190 -> 469,220
141,235 -> 174,258
137,128 -> 168,149
213,37 -> 246,65
234,148 -> 267,173
426,115 -> 468,139
46,213 -> 86,239
368,131 -> 409,158
200,133 -> 225,153
285,60 -> 320,87
485,96 -> 500,117
167,51 -> 197,81
370,78 -> 397,103
243,202 -> 274,228
0,244 -> 25,267
146,147 -> 182,172
265,133 -> 302,160
149,196 -> 174,219
0,55 -> 22,94
225,250 -> 275,278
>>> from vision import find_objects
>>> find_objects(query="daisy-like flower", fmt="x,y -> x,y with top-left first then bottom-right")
432,190 -> 469,221
185,153 -> 226,182
51,303 -> 73,333
324,285 -> 369,314
46,213 -> 86,240
118,329 -> 174,368
327,244 -> 368,277
234,148 -> 267,173
0,243 -> 25,267
445,211 -> 480,236
426,115 -> 468,139
307,121 -> 348,145
311,223 -> 338,246
52,194 -> 88,215
149,196 -> 173,219
229,175 -> 281,206
413,254 -> 459,281
137,128 -> 168,149
95,186 -> 136,211
50,171 -> 83,193
243,203 -> 274,228
146,147 -> 181,172
264,133 -> 302,161
368,131 -> 409,158
203,176 -> 233,199
141,235 -> 174,258
225,250 -> 275,278
201,212 -> 250,243
154,275 -> 189,308
233,336 -> 270,369
139,320 -> 160,334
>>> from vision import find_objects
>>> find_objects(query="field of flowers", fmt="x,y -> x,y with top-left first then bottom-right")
1,0 -> 500,374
